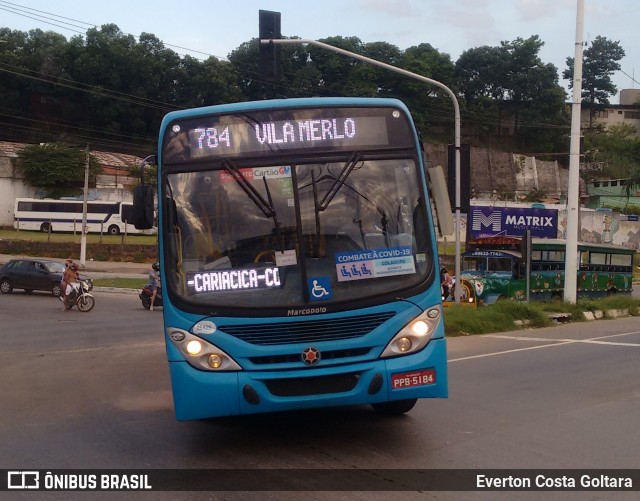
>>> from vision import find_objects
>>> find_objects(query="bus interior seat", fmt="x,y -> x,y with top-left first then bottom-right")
394,232 -> 415,249
364,233 -> 386,249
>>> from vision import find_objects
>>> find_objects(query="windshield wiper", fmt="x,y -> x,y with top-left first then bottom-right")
223,160 -> 274,218
261,176 -> 284,253
223,160 -> 283,253
317,151 -> 363,212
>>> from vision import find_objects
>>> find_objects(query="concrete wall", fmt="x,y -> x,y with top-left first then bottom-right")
0,156 -> 35,226
427,144 -> 569,201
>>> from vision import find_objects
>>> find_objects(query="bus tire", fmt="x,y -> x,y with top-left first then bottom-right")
108,225 -> 120,235
371,398 -> 417,415
0,278 -> 13,294
40,222 -> 51,233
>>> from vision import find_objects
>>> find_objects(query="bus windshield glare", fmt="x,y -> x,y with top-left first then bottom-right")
164,157 -> 431,312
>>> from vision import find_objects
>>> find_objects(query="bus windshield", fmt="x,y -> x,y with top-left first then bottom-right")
164,156 -> 432,312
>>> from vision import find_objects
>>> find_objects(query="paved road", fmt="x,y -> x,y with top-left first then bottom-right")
0,290 -> 639,499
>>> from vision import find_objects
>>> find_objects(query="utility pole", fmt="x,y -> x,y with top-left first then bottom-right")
260,37 -> 463,303
80,145 -> 90,267
564,0 -> 585,303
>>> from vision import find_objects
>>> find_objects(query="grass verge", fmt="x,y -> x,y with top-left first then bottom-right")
0,229 -> 156,246
93,278 -> 147,289
444,296 -> 640,337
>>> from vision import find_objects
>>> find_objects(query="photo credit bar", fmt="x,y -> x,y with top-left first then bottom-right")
1,469 -> 639,491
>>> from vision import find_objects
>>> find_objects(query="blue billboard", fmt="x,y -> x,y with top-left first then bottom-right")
468,205 -> 558,239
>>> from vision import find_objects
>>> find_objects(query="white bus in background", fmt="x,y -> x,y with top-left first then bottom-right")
13,198 -> 156,235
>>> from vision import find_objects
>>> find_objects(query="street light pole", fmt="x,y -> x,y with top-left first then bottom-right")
261,38 -> 463,302
79,145 -> 90,267
564,0 -> 585,303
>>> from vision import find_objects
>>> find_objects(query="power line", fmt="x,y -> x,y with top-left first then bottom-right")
0,0 -> 228,60
0,0 -> 576,141
620,69 -> 639,88
0,62 -> 181,111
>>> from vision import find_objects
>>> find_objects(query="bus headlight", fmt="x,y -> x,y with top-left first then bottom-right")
186,340 -> 203,355
380,306 -> 441,358
167,328 -> 242,371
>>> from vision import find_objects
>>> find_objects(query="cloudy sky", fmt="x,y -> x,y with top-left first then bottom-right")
1,0 -> 638,102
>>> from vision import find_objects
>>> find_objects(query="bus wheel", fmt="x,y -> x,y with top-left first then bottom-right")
371,398 -> 417,415
551,292 -> 563,302
40,222 -> 50,233
108,225 -> 120,235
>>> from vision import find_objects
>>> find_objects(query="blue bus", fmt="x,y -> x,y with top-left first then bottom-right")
139,97 -> 448,420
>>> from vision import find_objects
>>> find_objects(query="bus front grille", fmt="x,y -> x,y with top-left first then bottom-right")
219,312 -> 394,346
263,373 -> 360,397
249,347 -> 371,365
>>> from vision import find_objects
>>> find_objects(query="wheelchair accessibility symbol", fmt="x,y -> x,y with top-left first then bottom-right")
308,277 -> 333,301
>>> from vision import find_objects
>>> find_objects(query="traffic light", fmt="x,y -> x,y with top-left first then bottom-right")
259,10 -> 281,80
447,144 -> 471,214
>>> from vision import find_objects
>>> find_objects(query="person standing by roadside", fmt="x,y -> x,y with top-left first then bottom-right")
148,262 -> 161,311
440,266 -> 453,300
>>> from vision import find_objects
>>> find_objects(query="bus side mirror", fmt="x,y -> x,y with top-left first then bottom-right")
133,185 -> 155,230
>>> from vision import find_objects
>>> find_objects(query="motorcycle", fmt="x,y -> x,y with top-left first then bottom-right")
139,285 -> 162,310
60,278 -> 95,312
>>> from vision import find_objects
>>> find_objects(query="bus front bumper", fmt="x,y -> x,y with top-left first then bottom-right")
168,338 -> 447,420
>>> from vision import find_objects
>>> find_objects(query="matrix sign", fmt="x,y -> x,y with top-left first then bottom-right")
468,206 -> 558,239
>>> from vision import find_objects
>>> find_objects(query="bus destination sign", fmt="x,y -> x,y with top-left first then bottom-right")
187,116 -> 387,159
163,107 -> 412,162
186,266 -> 281,295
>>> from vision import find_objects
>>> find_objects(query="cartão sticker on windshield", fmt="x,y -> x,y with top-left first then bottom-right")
275,249 -> 297,267
335,246 -> 416,282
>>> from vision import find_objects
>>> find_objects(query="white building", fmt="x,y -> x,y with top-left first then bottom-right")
580,89 -> 640,134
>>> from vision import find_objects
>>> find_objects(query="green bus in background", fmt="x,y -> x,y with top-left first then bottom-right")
449,238 -> 634,306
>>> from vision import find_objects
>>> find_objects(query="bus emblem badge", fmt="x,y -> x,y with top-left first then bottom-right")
301,347 -> 321,366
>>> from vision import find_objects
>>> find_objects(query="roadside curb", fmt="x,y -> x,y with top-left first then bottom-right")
93,287 -> 140,295
514,309 -> 639,327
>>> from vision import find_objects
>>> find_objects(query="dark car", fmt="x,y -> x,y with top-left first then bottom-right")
0,258 -> 66,296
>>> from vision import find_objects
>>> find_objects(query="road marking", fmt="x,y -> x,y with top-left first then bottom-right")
0,341 -> 165,358
450,330 -> 640,362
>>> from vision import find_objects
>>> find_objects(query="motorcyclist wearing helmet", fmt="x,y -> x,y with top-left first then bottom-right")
63,262 -> 80,310
148,262 -> 161,311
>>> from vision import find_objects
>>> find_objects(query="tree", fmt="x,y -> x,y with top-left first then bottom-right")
584,123 -> 640,178
228,37 -> 317,101
564,36 -> 625,126
455,36 -> 568,150
16,144 -> 101,198
397,44 -> 456,138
